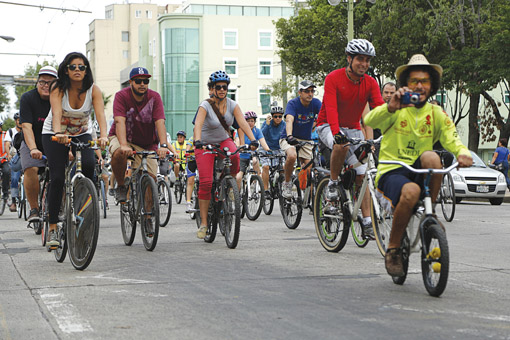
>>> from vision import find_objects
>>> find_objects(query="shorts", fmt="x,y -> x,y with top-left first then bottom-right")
186,159 -> 197,178
260,155 -> 279,168
109,135 -> 158,177
20,141 -> 46,171
317,124 -> 367,175
279,138 -> 313,160
377,157 -> 424,209
239,158 -> 251,173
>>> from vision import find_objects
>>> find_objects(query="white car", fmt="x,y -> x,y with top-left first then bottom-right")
451,150 -> 507,205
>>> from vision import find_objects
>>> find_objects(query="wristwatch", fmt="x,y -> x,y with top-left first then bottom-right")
160,143 -> 168,148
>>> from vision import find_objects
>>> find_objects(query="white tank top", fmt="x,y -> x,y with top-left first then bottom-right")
42,86 -> 94,136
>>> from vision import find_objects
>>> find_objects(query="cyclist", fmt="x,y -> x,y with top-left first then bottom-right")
316,38 -> 385,239
41,52 -> 108,249
184,136 -> 197,213
172,130 -> 192,185
490,138 -> 510,190
364,54 -> 472,277
109,67 -> 172,205
0,121 -> 10,203
236,111 -> 270,189
280,80 -> 322,199
261,106 -> 286,197
4,113 -> 23,212
193,70 -> 258,239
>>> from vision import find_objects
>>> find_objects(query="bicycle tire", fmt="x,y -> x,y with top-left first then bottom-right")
392,233 -> 410,285
41,181 -> 49,245
440,172 -> 455,222
140,175 -> 160,251
193,182 -> 200,225
120,178 -> 137,245
240,181 -> 246,219
263,178 -> 274,215
204,197 -> 217,243
67,177 -> 100,270
313,177 -> 350,252
245,175 -> 263,221
158,179 -> 172,227
0,199 -> 6,216
350,187 -> 369,248
175,175 -> 184,204
55,194 -> 68,263
371,190 -> 393,257
421,223 -> 449,297
222,177 -> 241,249
17,176 -> 24,219
279,177 -> 303,229
100,180 -> 107,219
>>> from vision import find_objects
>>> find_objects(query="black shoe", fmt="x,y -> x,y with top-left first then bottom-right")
115,185 -> 128,203
28,208 -> 40,222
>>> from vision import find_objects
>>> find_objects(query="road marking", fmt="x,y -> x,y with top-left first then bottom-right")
39,291 -> 93,334
0,303 -> 12,340
76,273 -> 154,285
384,304 -> 510,322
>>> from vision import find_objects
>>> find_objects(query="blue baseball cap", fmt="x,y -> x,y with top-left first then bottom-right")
129,67 -> 151,80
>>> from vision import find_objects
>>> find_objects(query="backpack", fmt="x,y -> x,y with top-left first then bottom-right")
13,130 -> 23,151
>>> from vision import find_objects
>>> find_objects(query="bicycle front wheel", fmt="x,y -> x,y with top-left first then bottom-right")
67,177 -> 100,270
263,179 -> 274,215
140,175 -> 160,251
371,190 -> 393,257
222,177 -> 241,249
245,175 -> 263,221
174,176 -> 184,204
158,179 -> 172,227
279,177 -> 303,229
421,223 -> 449,297
440,172 -> 455,222
313,177 -> 350,252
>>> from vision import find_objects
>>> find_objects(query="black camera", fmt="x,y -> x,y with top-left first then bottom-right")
402,92 -> 421,105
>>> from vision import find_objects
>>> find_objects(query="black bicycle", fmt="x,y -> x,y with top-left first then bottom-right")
17,172 -> 27,220
157,155 -> 173,228
262,150 -> 286,216
94,157 -> 109,219
239,150 -> 264,221
173,159 -> 187,204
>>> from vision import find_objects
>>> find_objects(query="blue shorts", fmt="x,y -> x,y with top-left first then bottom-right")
377,157 -> 424,209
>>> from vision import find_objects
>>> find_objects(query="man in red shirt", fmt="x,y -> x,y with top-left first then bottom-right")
316,39 -> 384,239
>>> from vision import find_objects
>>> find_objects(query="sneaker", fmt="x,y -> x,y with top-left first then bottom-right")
185,202 -> 193,213
385,248 -> 404,277
362,220 -> 375,240
115,185 -> 128,203
281,181 -> 293,199
197,225 -> 207,239
326,182 -> 339,201
47,230 -> 60,249
28,208 -> 40,222
9,202 -> 16,212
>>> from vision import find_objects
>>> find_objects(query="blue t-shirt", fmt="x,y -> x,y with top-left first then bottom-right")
240,127 -> 264,159
261,120 -> 286,150
494,146 -> 509,164
280,97 -> 321,140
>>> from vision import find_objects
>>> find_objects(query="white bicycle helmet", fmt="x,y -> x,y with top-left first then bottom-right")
345,39 -> 376,57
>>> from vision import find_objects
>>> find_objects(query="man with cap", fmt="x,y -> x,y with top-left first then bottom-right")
364,54 -> 473,277
279,80 -> 322,199
19,65 -> 58,222
108,67 -> 175,203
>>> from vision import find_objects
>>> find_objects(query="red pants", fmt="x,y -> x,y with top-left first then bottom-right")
195,138 -> 239,200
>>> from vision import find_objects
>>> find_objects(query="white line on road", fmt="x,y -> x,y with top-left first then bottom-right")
39,290 -> 93,334
385,304 -> 510,322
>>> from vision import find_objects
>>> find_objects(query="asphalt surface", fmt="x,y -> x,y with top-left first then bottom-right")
0,196 -> 509,340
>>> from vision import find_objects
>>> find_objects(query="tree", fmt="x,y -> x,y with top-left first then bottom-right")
14,60 -> 58,109
0,85 -> 9,113
2,118 -> 15,131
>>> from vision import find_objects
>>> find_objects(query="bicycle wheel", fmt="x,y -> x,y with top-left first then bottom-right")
55,195 -> 68,263
100,180 -> 107,219
313,177 -> 350,252
440,172 -> 455,222
41,181 -> 49,246
371,190 -> 393,257
0,198 -> 6,216
421,223 -> 449,297
67,177 -> 100,270
240,181 -> 246,219
17,176 -> 24,219
175,175 -> 184,204
204,197 -> 217,244
140,175 -> 160,251
245,175 -> 263,221
158,179 -> 172,227
221,177 -> 241,249
263,179 -> 274,215
120,178 -> 137,245
350,187 -> 369,248
279,177 -> 303,229
392,233 -> 410,285
193,183 -> 200,224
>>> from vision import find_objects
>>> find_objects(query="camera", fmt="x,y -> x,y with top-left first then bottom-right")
402,92 -> 421,105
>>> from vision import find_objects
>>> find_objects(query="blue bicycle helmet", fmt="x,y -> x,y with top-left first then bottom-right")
176,130 -> 186,137
209,70 -> 230,85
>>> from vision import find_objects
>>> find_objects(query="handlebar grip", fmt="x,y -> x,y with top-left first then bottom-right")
51,136 -> 72,143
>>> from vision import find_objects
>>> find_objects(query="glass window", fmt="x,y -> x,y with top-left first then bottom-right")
244,6 -> 256,16
186,29 -> 199,54
227,89 -> 237,101
224,59 -> 237,77
123,50 -> 129,59
259,60 -> 272,77
190,4 -> 203,14
217,5 -> 229,15
230,6 -> 242,16
282,7 -> 294,17
505,91 -> 510,104
257,7 -> 269,16
171,28 -> 185,54
122,31 -> 129,42
270,7 -> 282,16
223,30 -> 238,49
105,9 -> 113,19
146,10 -> 152,19
135,10 -> 142,18
204,5 -> 216,15
259,88 -> 271,107
259,31 -> 272,49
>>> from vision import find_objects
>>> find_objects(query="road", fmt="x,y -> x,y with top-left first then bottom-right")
0,197 -> 509,340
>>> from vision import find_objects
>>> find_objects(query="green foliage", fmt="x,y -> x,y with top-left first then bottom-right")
0,85 -> 8,113
14,60 -> 58,109
2,118 -> 15,131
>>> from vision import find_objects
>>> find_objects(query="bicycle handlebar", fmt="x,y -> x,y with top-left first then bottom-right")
379,160 -> 459,175
203,144 -> 248,156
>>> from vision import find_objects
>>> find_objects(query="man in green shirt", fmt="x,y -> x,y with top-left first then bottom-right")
364,54 -> 473,277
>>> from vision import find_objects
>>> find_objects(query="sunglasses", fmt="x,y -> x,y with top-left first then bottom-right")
67,64 -> 87,72
301,89 -> 315,94
133,78 -> 150,85
215,85 -> 228,91
408,78 -> 431,86
272,115 -> 283,119
37,80 -> 52,87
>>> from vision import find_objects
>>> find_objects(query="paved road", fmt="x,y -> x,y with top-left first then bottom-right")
0,198 -> 509,340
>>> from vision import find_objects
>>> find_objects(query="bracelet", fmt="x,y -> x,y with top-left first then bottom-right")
30,148 -> 38,152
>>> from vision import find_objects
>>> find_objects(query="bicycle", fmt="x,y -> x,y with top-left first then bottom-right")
239,150 -> 264,221
377,160 -> 456,297
435,150 -> 455,222
314,137 -> 383,252
262,150 -> 286,216
157,155 -> 173,228
173,159 -> 187,204
0,156 -> 8,215
196,144 -> 245,248
119,150 -> 160,251
52,137 -> 100,270
94,157 -> 109,219
17,172 -> 27,220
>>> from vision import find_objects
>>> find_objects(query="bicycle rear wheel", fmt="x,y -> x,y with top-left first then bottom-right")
100,180 -> 107,219
279,177 -> 303,229
140,175 -> 160,251
0,198 -> 6,216
313,177 -> 350,252
55,195 -> 68,263
158,179 -> 172,227
120,178 -> 137,245
263,179 -> 274,215
245,175 -> 263,221
67,177 -> 100,270
41,180 -> 49,246
174,175 -> 184,204
350,188 -> 369,248
371,190 -> 393,257
440,172 -> 455,222
222,177 -> 241,249
421,223 -> 449,297
204,197 -> 217,243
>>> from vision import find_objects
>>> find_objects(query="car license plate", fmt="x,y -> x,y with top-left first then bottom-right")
476,185 -> 489,193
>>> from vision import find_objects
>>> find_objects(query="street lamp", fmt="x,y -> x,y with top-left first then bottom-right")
0,35 -> 15,42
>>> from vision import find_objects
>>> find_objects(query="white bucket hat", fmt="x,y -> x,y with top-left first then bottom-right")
395,54 -> 443,80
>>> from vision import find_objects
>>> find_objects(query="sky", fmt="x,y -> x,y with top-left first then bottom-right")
0,0 -> 183,115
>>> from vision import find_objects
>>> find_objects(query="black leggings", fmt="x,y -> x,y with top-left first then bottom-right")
41,134 -> 95,224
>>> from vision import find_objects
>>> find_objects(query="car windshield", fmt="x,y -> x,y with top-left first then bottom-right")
453,150 -> 486,168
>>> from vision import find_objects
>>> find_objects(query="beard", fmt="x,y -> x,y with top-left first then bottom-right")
132,87 -> 147,97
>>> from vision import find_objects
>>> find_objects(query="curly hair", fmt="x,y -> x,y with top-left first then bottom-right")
51,52 -> 94,97
398,65 -> 441,97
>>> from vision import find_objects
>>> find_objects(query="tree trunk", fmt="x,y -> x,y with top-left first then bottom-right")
468,93 -> 480,152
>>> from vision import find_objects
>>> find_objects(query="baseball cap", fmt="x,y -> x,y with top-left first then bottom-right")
129,67 -> 151,80
298,80 -> 316,91
39,66 -> 58,78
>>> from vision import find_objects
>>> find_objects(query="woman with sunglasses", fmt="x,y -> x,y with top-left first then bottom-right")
41,51 -> 108,249
193,70 -> 259,240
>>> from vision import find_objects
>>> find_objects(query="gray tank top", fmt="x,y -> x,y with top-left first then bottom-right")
199,98 -> 237,144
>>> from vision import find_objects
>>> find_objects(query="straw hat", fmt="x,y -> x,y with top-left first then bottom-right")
395,54 -> 443,80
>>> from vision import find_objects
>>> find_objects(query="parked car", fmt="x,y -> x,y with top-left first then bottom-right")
451,150 -> 507,205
